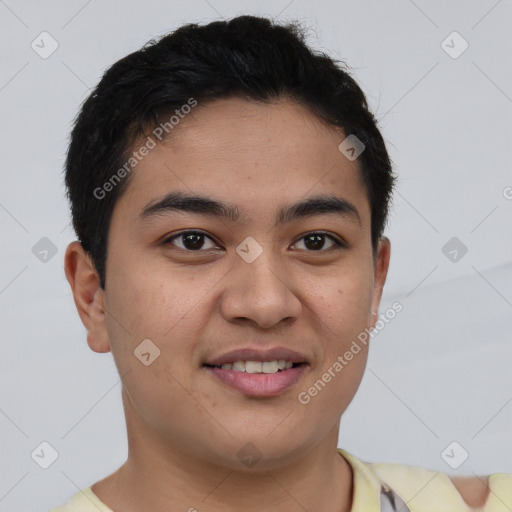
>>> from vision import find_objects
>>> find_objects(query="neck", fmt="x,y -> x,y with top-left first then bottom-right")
92,392 -> 354,512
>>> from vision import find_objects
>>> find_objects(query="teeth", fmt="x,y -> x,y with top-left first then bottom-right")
216,360 -> 298,373
246,361 -> 262,373
262,361 -> 279,373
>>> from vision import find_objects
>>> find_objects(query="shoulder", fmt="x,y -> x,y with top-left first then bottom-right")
47,486 -> 113,512
367,459 -> 501,511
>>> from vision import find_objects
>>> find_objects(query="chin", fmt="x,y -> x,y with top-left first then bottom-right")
206,436 -> 311,473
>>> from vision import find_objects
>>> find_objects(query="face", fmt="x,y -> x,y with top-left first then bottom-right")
66,97 -> 390,470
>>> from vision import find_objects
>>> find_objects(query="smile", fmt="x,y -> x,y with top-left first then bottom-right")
203,362 -> 308,397
206,359 -> 297,373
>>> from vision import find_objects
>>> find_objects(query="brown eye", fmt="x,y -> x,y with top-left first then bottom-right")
163,231 -> 219,251
291,232 -> 345,252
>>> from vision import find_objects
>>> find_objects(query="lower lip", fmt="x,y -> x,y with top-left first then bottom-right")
204,365 -> 308,397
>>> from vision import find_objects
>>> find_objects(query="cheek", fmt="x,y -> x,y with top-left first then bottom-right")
307,267 -> 372,385
104,259 -> 216,379
106,259 -> 197,336
318,264 -> 374,329
103,266 -> 206,420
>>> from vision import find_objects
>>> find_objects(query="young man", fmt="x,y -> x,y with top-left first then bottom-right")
54,15 -> 510,512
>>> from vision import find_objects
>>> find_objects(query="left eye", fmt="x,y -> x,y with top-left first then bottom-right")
162,231 -> 345,252
291,232 -> 345,251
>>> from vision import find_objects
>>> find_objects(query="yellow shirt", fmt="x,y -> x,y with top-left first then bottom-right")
48,448 -> 512,511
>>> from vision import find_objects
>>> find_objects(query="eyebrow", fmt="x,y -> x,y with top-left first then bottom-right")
138,191 -> 361,227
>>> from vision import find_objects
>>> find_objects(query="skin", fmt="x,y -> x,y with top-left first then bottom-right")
450,476 -> 490,509
64,96 -> 393,511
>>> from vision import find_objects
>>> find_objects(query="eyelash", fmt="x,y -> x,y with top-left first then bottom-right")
162,230 -> 347,253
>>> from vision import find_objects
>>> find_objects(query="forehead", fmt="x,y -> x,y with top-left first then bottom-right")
115,97 -> 369,225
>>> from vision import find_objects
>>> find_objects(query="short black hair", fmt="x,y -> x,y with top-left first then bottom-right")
64,14 -> 396,290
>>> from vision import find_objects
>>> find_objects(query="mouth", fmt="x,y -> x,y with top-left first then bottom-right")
204,360 -> 304,373
202,360 -> 309,397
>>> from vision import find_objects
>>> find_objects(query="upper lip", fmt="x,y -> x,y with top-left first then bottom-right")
204,347 -> 309,367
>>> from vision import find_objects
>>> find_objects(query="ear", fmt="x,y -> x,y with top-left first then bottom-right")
369,236 -> 391,329
64,241 -> 111,353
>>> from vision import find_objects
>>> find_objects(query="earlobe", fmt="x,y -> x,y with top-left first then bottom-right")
64,241 -> 111,353
369,236 -> 391,329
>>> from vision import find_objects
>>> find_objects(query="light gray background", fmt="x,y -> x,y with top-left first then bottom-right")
1,0 -> 511,510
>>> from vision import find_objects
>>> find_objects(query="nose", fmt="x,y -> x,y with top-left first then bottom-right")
219,251 -> 302,330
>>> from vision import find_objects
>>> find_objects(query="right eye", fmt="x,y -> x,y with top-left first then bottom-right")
161,230 -> 221,252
